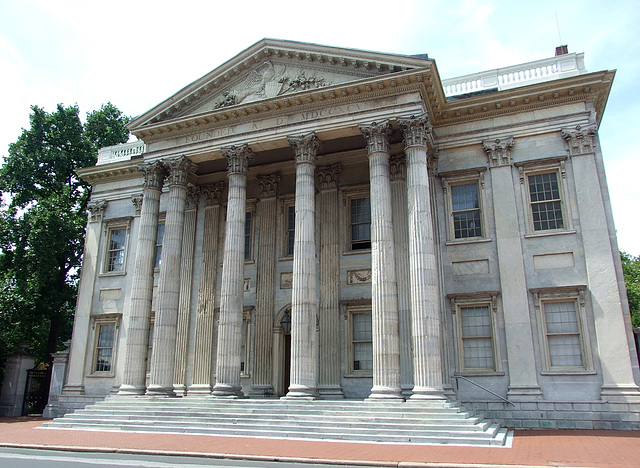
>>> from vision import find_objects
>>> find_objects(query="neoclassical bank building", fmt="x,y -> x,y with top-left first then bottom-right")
48,39 -> 640,433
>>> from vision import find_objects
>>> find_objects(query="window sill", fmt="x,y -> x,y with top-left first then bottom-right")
344,373 -> 373,378
244,260 -> 256,265
541,369 -> 596,376
445,238 -> 493,246
342,250 -> 371,257
98,271 -> 126,278
278,256 -> 293,262
524,230 -> 576,239
86,373 -> 116,378
455,371 -> 505,377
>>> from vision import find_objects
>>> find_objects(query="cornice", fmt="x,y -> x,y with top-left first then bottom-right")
435,70 -> 614,128
76,159 -> 140,185
133,68 -> 433,143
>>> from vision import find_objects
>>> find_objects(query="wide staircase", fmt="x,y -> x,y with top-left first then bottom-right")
43,396 -> 508,446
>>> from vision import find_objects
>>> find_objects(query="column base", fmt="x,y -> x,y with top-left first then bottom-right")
173,384 -> 187,396
409,386 -> 446,400
367,385 -> 404,401
506,385 -> 543,401
283,384 -> 317,399
211,383 -> 244,398
601,384 -> 640,402
117,384 -> 146,396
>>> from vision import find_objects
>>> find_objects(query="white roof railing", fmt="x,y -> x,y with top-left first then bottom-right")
96,140 -> 146,165
442,52 -> 586,98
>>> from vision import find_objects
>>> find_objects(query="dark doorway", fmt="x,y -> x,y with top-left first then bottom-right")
283,333 -> 291,394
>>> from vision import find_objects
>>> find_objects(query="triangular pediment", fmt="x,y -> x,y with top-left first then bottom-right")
129,39 -> 433,131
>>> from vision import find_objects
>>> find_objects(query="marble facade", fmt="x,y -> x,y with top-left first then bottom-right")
55,39 -> 640,428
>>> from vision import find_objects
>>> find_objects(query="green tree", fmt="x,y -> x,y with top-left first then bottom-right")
621,251 -> 640,328
0,103 -> 130,370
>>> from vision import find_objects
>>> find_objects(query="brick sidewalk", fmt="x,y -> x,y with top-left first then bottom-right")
1,416 -> 639,467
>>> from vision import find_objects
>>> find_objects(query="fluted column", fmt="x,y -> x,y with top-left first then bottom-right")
398,114 -> 444,399
359,121 -> 403,400
317,164 -> 344,398
119,161 -> 167,395
390,156 -> 414,395
188,183 -> 225,395
173,187 -> 199,395
285,133 -> 320,399
147,156 -> 197,396
250,174 -> 280,396
212,145 -> 253,398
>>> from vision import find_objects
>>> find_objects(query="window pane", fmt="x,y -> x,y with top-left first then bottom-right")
529,173 -> 564,231
451,183 -> 482,239
352,312 -> 372,371
460,305 -> 494,370
544,301 -> 584,368
451,183 -> 479,211
453,210 -> 482,238
244,212 -> 252,260
155,223 -> 165,269
351,197 -> 371,250
95,323 -> 115,372
287,205 -> 295,256
107,228 -> 126,272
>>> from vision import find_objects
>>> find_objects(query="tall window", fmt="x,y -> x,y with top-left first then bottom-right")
351,310 -> 372,372
93,322 -> 116,373
286,205 -> 295,257
154,223 -> 165,269
459,305 -> 495,371
542,300 -> 583,368
451,182 -> 482,239
106,227 -> 126,272
350,197 -> 371,250
528,172 -> 564,231
244,211 -> 253,261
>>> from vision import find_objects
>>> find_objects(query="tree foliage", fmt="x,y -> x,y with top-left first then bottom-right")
0,103 -> 130,370
621,251 -> 640,328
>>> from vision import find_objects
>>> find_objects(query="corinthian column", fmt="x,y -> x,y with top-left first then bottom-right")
285,133 -> 320,399
317,164 -> 344,398
250,173 -> 280,397
359,121 -> 403,400
147,156 -> 197,396
119,161 -> 167,395
212,145 -> 253,398
398,114 -> 444,399
188,183 -> 225,395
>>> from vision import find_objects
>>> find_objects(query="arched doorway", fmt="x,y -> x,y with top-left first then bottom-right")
275,306 -> 292,396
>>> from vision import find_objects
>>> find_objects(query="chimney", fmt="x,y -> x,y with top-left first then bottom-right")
555,45 -> 569,56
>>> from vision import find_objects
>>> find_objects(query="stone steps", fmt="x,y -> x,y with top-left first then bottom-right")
43,396 -> 508,446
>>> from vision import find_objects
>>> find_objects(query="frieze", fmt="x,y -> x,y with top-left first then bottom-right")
347,269 -> 372,284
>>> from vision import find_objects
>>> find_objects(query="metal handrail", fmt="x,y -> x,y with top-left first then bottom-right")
455,375 -> 515,406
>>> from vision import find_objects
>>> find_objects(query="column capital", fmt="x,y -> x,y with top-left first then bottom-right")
561,125 -> 597,156
186,187 -> 200,210
201,182 -> 225,206
87,200 -> 107,223
288,133 -> 321,166
165,156 -> 197,187
257,173 -> 281,198
482,137 -> 515,167
131,195 -> 143,216
398,113 -> 433,149
221,144 -> 254,175
359,120 -> 392,154
137,160 -> 168,191
317,163 -> 342,190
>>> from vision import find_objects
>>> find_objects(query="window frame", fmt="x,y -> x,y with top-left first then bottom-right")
279,195 -> 296,260
441,169 -> 488,243
101,218 -> 132,275
448,292 -> 503,375
517,158 -> 574,236
154,219 -> 165,270
244,200 -> 257,263
88,314 -> 121,377
342,186 -> 371,254
344,302 -> 373,377
531,286 -> 594,374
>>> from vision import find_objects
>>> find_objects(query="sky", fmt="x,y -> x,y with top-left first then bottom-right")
1,0 -> 639,254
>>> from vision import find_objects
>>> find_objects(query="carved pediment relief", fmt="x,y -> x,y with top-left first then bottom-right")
130,39 -> 433,130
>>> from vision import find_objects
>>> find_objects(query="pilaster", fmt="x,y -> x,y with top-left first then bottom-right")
317,163 -> 344,398
284,133 -> 320,399
213,145 -> 253,398
398,113 -> 444,399
189,182 -> 224,395
482,137 -> 542,400
119,161 -> 167,395
147,156 -> 197,396
250,173 -> 281,396
359,120 -> 403,400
